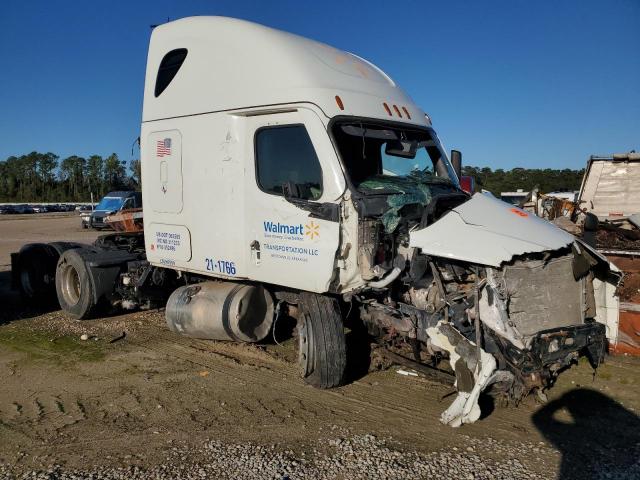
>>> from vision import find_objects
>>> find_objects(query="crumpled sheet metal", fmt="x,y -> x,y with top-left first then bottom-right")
410,193 -> 575,267
359,175 -> 439,232
426,321 -> 497,427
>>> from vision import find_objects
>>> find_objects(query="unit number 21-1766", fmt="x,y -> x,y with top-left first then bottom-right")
205,258 -> 237,275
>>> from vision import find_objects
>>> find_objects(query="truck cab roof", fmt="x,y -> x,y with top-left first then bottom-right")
143,16 -> 427,126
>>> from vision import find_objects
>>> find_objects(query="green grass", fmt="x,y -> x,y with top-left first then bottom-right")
0,327 -> 105,364
597,371 -> 612,380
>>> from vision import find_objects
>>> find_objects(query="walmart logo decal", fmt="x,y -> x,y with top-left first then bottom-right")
305,221 -> 319,239
263,220 -> 320,239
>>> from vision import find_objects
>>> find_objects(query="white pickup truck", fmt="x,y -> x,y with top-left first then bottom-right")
12,16 -> 620,427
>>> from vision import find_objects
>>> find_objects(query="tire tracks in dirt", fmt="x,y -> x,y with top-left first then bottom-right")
0,393 -> 88,443
126,328 -> 542,444
0,321 -> 544,463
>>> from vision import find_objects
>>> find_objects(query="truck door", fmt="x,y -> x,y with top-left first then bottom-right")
244,109 -> 344,293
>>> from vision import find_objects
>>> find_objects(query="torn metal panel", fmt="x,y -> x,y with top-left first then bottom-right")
409,193 -> 574,267
575,237 -> 621,273
613,308 -> 640,356
604,255 -> 639,355
426,321 -> 497,428
593,276 -> 620,345
478,269 -> 526,349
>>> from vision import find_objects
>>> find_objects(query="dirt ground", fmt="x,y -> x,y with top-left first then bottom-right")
0,213 -> 100,271
1,214 -> 639,479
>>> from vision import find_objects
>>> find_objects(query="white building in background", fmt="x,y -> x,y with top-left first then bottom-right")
500,189 -> 529,205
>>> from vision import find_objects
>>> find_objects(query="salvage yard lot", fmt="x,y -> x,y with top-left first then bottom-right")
1,214 -> 639,479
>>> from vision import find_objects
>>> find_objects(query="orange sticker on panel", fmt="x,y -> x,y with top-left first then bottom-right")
510,208 -> 528,217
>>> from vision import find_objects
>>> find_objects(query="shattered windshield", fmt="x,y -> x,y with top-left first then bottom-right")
332,121 -> 459,192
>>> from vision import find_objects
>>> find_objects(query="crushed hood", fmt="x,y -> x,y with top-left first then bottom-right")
409,193 -> 575,267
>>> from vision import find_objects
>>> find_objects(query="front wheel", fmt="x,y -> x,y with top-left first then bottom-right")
298,292 -> 347,389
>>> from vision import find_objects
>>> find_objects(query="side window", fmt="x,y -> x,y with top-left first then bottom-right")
255,125 -> 323,200
154,48 -> 188,97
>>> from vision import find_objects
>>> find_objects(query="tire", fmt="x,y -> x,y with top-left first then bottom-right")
55,249 -> 97,319
16,243 -> 59,302
298,292 -> 347,389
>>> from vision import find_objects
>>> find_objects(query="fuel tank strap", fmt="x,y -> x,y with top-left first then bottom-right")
220,284 -> 244,342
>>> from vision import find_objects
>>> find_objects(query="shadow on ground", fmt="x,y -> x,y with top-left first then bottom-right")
532,388 -> 640,480
343,324 -> 373,384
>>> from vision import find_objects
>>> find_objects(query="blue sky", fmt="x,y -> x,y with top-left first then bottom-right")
0,0 -> 638,170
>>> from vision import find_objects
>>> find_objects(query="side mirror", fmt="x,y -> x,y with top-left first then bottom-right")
450,150 -> 462,180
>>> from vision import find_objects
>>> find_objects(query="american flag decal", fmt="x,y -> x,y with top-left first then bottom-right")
156,138 -> 172,157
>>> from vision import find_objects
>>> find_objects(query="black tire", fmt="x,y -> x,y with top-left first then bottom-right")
298,292 -> 347,389
16,243 -> 59,302
55,249 -> 97,319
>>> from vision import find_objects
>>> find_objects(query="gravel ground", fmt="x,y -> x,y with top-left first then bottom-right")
2,213 -> 639,480
3,431 -> 637,480
0,433 -> 549,480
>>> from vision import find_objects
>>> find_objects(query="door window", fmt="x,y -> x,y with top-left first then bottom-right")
255,125 -> 323,200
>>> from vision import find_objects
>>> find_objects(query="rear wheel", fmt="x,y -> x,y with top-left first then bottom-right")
15,244 -> 59,303
298,292 -> 347,389
55,249 -> 97,319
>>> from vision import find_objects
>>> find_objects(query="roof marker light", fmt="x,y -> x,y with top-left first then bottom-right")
335,95 -> 344,111
402,107 -> 411,119
392,104 -> 402,117
383,103 -> 392,116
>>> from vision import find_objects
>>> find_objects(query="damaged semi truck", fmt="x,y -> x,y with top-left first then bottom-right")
12,17 -> 621,427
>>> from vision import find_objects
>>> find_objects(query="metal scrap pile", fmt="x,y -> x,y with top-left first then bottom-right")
595,215 -> 640,253
521,190 -> 578,221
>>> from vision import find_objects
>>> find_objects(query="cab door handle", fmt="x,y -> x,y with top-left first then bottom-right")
250,240 -> 261,265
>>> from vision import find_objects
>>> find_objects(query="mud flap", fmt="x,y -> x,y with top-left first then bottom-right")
426,321 -> 497,427
585,334 -> 607,369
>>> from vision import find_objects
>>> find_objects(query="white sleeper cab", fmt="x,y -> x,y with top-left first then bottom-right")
12,17 -> 621,427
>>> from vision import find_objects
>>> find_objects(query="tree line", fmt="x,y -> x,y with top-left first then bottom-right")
462,166 -> 585,194
0,152 -> 141,202
0,151 -> 586,202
